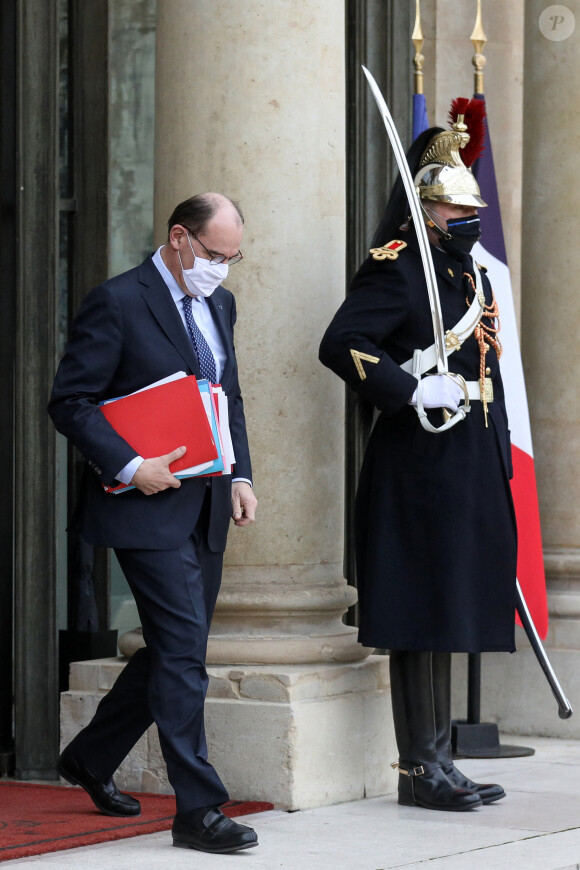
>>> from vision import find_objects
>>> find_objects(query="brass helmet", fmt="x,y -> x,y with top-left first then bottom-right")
414,98 -> 487,208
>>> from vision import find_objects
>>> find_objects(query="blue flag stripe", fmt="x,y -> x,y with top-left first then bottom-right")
471,94 -> 508,266
412,93 -> 429,141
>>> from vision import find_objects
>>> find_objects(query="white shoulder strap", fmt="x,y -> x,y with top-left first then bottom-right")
400,259 -> 485,376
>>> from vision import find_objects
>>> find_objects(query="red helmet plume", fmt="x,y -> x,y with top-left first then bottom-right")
448,98 -> 486,167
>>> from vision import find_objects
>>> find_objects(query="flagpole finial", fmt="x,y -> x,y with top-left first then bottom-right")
470,0 -> 487,94
412,0 -> 425,95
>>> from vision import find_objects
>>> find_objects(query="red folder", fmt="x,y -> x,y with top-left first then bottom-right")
100,376 -> 218,492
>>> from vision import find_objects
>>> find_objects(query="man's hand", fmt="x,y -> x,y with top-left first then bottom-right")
131,446 -> 186,496
231,481 -> 257,527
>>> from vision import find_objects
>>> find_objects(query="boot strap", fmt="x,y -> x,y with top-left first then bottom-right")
391,761 -> 441,778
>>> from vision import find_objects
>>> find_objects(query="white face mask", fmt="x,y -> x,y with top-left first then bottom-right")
179,234 -> 229,298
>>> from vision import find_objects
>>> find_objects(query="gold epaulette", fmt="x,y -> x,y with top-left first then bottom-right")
369,239 -> 407,261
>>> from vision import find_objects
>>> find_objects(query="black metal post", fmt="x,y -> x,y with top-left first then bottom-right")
452,652 -> 534,759
467,653 -> 481,724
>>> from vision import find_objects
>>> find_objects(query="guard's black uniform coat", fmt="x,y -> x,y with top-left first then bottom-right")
319,231 -> 517,652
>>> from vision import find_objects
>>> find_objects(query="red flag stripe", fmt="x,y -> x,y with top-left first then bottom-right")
511,446 -> 548,638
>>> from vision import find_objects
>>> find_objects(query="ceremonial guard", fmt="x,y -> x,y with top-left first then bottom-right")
319,101 -> 516,811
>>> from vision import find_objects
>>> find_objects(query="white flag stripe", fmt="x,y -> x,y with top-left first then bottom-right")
473,240 -> 534,458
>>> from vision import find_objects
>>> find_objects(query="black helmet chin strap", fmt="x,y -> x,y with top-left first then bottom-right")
420,203 -> 452,241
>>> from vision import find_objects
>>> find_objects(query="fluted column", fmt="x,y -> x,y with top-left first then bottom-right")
521,1 -> 580,652
154,0 -> 365,665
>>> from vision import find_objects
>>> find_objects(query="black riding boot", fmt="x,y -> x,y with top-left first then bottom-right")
432,651 -> 505,805
389,651 -> 482,811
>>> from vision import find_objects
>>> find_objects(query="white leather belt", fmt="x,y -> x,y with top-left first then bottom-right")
400,299 -> 483,375
400,261 -> 486,377
465,378 -> 494,403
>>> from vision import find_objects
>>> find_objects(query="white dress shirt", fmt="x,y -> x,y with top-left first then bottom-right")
152,246 -> 227,381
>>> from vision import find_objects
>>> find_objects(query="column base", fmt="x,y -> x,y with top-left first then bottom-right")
118,625 -> 370,665
60,655 -> 396,809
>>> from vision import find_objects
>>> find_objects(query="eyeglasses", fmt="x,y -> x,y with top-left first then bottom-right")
185,230 -> 243,266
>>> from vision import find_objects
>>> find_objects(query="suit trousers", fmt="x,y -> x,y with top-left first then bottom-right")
67,490 -> 229,813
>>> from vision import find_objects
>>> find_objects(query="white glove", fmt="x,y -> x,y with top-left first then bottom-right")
409,375 -> 464,412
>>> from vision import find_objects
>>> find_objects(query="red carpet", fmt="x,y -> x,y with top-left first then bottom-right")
0,782 -> 273,861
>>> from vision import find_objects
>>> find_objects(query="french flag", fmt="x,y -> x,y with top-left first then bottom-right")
472,96 -> 548,639
412,92 -> 429,142
412,96 -> 549,639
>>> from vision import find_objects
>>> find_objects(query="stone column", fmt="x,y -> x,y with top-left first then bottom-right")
154,0 -> 363,667
520,3 -> 580,684
451,2 -> 580,738
151,0 -> 393,807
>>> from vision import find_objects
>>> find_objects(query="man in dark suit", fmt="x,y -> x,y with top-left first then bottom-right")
49,193 -> 259,853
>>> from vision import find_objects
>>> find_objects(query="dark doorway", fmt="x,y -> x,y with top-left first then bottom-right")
344,0 -> 412,622
2,0 -> 111,780
0,0 -> 17,778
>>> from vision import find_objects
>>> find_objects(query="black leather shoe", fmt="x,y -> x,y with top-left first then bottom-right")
443,763 -> 506,804
172,807 -> 258,853
58,747 -> 141,817
396,761 -> 483,811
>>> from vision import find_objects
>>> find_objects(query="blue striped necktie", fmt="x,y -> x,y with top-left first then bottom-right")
182,295 -> 217,383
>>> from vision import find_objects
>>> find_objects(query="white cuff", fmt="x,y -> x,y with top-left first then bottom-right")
116,456 -> 144,485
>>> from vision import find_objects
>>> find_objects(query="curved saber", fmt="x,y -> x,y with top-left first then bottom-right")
363,68 -> 572,720
362,65 -> 447,374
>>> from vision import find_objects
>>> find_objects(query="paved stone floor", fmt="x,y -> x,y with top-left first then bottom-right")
5,737 -> 580,869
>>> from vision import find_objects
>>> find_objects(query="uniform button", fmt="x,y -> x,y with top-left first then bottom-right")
485,367 -> 491,375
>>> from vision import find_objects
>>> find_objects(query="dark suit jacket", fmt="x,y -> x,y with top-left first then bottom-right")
49,255 -> 252,551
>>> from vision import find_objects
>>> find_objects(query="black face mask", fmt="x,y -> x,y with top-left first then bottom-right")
440,214 -> 482,258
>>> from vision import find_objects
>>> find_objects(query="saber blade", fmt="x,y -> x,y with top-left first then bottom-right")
361,65 -> 447,374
